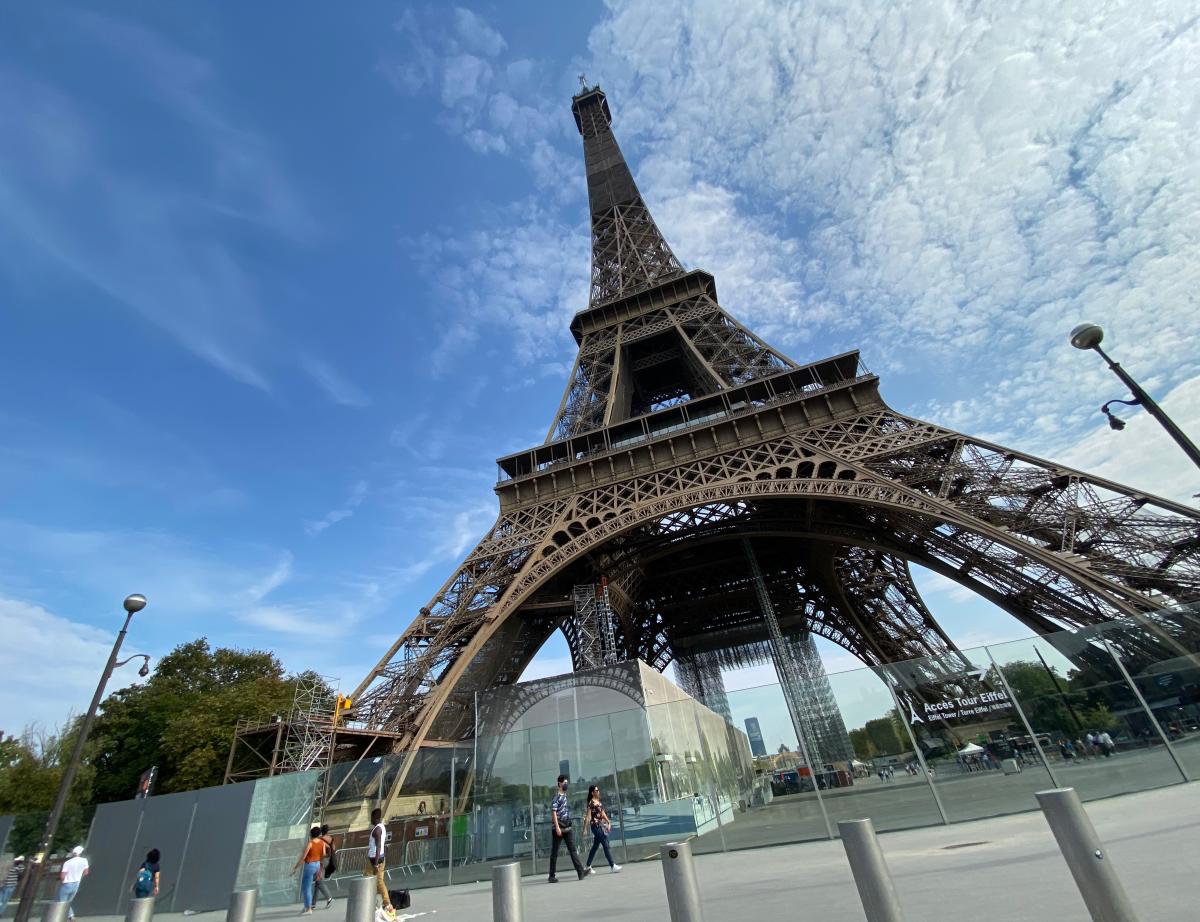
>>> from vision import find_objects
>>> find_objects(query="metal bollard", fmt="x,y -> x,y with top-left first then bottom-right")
41,902 -> 70,922
126,896 -> 156,922
227,888 -> 258,922
346,876 -> 377,922
1036,788 -> 1139,922
838,819 -> 905,922
491,862 -> 523,922
660,840 -> 705,922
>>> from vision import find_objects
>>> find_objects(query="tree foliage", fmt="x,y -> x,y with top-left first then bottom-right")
0,638 -> 311,831
849,711 -> 906,759
0,724 -> 94,854
89,639 -> 303,802
998,659 -> 1121,740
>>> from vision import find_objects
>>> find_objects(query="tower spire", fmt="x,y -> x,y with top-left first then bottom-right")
572,86 -> 684,306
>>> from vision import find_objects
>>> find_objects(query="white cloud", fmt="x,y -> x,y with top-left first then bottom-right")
0,11 -> 318,392
453,7 -> 507,58
586,0 -> 1200,453
1056,374 -> 1200,506
243,552 -> 295,603
402,201 -> 589,373
381,10 -> 571,186
301,356 -> 372,408
0,596 -> 140,734
305,481 -> 370,537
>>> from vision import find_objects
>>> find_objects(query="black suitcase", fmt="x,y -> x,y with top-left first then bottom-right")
388,889 -> 411,911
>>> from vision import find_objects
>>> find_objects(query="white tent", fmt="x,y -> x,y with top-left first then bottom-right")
957,742 -> 985,755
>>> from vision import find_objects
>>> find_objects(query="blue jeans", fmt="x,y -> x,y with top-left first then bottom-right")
301,861 -> 319,909
587,825 -> 615,868
59,882 -> 81,919
0,883 -> 15,913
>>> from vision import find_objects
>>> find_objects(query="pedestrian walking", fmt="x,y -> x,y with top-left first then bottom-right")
59,846 -> 89,921
583,785 -> 621,874
292,826 -> 326,914
312,824 -> 336,909
547,774 -> 586,883
364,808 -> 394,916
131,849 -> 160,900
1,855 -> 26,913
1098,730 -> 1115,756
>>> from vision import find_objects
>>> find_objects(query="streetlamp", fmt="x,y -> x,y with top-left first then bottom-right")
1069,323 -> 1200,471
13,594 -> 149,922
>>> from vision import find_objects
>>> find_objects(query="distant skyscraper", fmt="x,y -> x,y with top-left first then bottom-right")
745,717 -> 768,758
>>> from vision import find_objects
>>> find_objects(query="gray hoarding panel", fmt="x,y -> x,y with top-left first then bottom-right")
113,790 -> 196,917
72,798 -> 145,918
170,782 -> 255,914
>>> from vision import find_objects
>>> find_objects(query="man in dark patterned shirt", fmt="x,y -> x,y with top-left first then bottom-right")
548,774 -> 586,883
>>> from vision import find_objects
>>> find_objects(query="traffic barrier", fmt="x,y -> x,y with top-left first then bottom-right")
125,897 -> 155,922
345,876 -> 376,922
226,889 -> 257,922
660,840 -> 704,922
491,862 -> 523,922
1036,788 -> 1138,922
838,819 -> 905,922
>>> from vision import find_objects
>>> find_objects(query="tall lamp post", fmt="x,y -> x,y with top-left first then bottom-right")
13,594 -> 149,922
1069,323 -> 1200,472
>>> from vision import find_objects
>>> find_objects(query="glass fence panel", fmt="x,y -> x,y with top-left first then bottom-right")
721,682 -> 832,849
822,666 -> 946,831
1103,617 -> 1200,781
320,748 -> 456,894
883,646 -> 1057,823
455,730 -> 535,884
986,632 -> 1187,801
527,712 -> 620,877
236,770 -> 322,907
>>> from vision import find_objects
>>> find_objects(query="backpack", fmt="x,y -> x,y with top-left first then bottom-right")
134,865 -> 154,898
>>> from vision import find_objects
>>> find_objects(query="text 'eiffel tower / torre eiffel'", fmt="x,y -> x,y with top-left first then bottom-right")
345,83 -> 1200,809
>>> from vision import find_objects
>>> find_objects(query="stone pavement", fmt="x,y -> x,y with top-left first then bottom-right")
68,782 -> 1199,922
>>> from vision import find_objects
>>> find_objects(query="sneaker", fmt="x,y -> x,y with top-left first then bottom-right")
577,870 -> 587,881
325,898 -> 334,909
547,877 -> 559,884
612,864 -> 622,873
586,867 -> 596,876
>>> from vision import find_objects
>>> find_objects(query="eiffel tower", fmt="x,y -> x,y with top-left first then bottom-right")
346,83 -> 1200,811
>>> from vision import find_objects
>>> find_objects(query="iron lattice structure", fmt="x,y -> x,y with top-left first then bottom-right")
346,84 -> 1200,812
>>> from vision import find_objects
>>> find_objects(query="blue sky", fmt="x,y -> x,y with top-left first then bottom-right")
2,1 -> 1198,735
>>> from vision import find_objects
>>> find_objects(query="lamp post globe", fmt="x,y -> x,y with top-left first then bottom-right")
1069,323 -> 1104,350
124,593 -> 148,614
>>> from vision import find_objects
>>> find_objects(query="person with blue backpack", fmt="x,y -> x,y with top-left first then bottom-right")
131,849 -> 160,900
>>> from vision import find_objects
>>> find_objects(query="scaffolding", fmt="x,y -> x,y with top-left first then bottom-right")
571,581 -> 618,669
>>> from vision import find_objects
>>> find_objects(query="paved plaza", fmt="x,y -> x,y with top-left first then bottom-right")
60,781 -> 1199,922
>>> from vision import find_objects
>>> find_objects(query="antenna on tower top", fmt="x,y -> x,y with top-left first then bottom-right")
578,73 -> 589,90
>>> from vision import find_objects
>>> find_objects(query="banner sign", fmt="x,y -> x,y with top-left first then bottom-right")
905,689 -> 1012,724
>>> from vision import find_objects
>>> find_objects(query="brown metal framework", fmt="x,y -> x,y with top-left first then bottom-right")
344,84 -> 1200,816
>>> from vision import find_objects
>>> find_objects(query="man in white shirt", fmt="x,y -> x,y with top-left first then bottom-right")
363,808 -> 393,917
59,846 -> 89,921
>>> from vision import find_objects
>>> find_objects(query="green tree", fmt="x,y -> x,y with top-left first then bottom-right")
848,728 -> 878,760
89,639 -> 308,802
0,724 -> 94,854
999,660 -> 1089,738
863,714 -> 904,756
